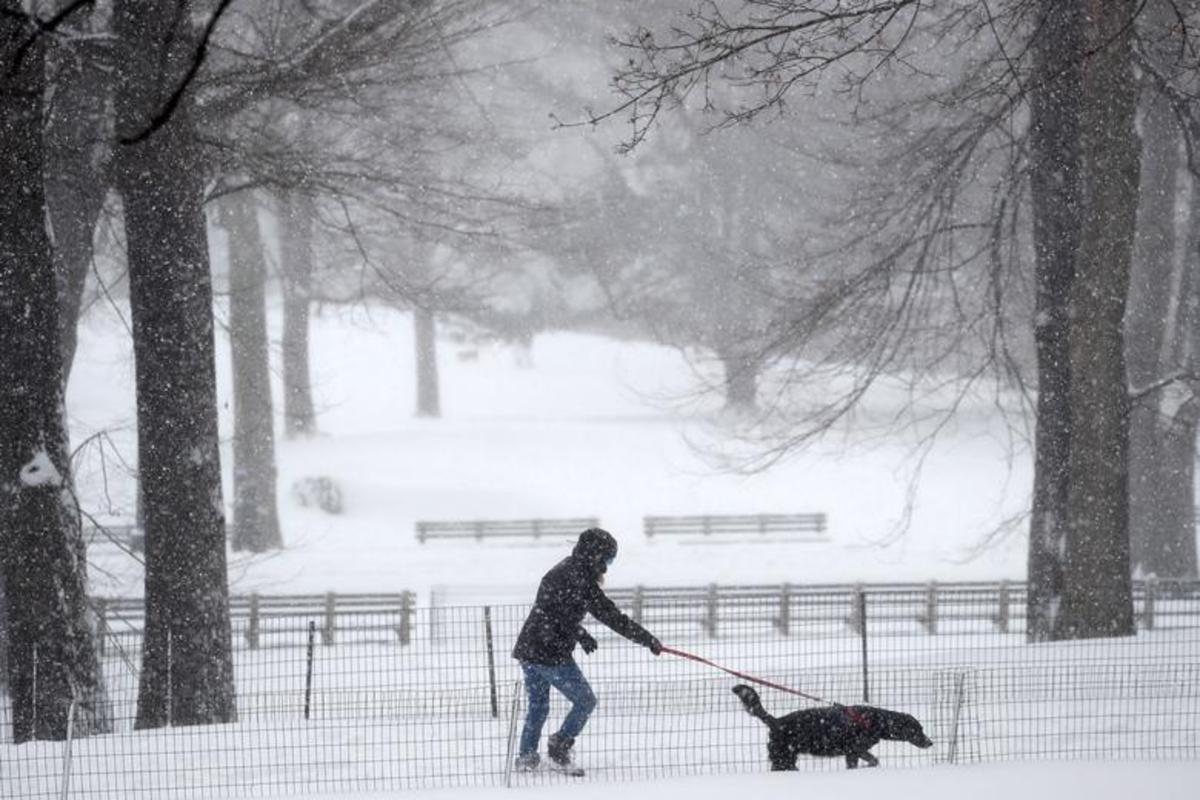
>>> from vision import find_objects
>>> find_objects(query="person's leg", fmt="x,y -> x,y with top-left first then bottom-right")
546,661 -> 597,741
518,662 -> 551,758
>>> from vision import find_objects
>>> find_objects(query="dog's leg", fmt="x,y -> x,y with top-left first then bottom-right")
767,736 -> 796,771
862,752 -> 879,768
845,754 -> 859,769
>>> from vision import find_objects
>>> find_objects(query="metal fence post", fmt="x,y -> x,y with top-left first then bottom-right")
857,588 -> 870,703
484,606 -> 499,719
946,670 -> 968,765
503,680 -> 523,788
632,585 -> 644,624
304,620 -> 316,720
59,692 -> 79,800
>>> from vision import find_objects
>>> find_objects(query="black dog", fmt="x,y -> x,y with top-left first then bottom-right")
732,684 -> 933,770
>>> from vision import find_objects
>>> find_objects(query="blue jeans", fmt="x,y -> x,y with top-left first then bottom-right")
518,660 -> 597,756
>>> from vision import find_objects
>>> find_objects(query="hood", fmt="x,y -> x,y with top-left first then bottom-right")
573,527 -> 617,576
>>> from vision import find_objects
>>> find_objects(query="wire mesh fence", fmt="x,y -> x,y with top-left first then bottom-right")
2,581 -> 1199,800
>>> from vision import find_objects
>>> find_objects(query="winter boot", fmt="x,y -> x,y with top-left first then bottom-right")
514,752 -> 540,772
547,733 -> 575,767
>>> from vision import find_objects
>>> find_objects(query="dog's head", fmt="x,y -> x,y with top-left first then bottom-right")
881,711 -> 933,749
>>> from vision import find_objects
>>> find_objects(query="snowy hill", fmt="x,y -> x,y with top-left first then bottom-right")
67,301 -> 1032,601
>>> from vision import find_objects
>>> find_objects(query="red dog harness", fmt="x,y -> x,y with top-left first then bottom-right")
842,706 -> 873,731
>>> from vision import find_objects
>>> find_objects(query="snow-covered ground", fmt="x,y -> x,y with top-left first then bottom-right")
296,761 -> 1199,800
0,301 -> 1187,800
67,301 -> 1034,602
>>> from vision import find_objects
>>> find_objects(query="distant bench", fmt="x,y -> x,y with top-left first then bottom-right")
415,517 -> 600,544
83,523 -> 144,553
644,513 -> 827,541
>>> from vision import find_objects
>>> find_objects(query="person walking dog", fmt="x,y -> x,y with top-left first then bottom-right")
512,527 -> 662,773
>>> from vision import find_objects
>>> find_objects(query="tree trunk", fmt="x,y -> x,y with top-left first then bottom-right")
0,3 -> 108,742
719,349 -> 759,413
415,307 -> 442,418
1026,0 -> 1083,642
0,573 -> 7,692
225,191 -> 283,553
114,0 -> 236,729
280,191 -> 318,437
1144,170 -> 1200,584
1055,0 -> 1140,640
44,11 -> 112,383
1126,1 -> 1198,582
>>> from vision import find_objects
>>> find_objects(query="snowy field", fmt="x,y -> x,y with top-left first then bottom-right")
68,300 -> 1034,602
3,301 -> 1187,800
294,761 -> 1200,800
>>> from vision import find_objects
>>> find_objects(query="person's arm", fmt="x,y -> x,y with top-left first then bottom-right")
576,626 -> 598,654
587,583 -> 661,654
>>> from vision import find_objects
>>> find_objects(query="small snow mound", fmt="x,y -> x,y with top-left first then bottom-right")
20,449 -> 63,488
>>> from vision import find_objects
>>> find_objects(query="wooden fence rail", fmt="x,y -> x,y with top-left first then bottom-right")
604,579 -> 1200,637
94,591 -> 416,654
91,579 -> 1200,650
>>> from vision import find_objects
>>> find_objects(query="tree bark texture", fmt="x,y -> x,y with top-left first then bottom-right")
1125,1 -> 1198,582
225,191 -> 283,553
1056,0 -> 1140,639
114,0 -> 237,729
415,308 -> 442,418
0,3 -> 108,742
280,192 -> 318,438
44,9 -> 112,382
0,573 -> 7,691
1026,0 -> 1083,642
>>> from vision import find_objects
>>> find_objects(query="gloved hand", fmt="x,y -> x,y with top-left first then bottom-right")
578,630 -> 598,654
646,635 -> 662,656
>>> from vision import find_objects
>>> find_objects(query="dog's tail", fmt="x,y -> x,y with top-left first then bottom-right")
732,684 -> 778,730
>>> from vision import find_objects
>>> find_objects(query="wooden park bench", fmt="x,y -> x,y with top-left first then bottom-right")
643,513 -> 827,541
83,522 -> 144,553
415,517 -> 600,544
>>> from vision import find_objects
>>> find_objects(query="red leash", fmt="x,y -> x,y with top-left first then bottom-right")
660,645 -> 873,729
659,645 -> 834,706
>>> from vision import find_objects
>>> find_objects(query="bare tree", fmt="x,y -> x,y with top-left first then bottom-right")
590,0 -> 1150,639
1126,1 -> 1200,583
0,0 -> 108,742
1056,0 -> 1140,639
222,189 -> 283,553
1025,0 -> 1083,642
44,2 -> 112,381
113,0 -> 236,729
279,190 -> 319,437
204,0 -> 519,426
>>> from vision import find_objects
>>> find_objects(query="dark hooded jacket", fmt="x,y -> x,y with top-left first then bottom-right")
512,528 -> 657,665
